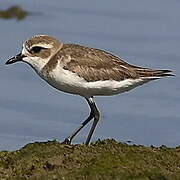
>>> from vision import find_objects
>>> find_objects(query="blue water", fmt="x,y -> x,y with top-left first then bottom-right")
0,0 -> 179,150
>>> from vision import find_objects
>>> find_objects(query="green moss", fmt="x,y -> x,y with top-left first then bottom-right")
0,5 -> 27,20
0,139 -> 180,179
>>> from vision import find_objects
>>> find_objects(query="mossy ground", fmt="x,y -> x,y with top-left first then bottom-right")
0,5 -> 27,20
0,139 -> 180,180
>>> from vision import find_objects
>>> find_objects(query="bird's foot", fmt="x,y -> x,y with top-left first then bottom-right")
61,138 -> 71,145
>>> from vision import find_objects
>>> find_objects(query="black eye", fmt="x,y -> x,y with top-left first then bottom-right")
30,46 -> 45,54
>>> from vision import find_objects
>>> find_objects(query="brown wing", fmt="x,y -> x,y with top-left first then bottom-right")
59,44 -> 173,82
59,44 -> 140,82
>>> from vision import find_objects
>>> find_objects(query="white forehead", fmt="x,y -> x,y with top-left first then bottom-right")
22,43 -> 28,54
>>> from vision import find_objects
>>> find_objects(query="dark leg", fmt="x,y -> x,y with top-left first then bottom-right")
62,97 -> 100,145
85,99 -> 100,145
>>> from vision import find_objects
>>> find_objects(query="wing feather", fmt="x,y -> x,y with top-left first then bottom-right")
58,44 -> 173,82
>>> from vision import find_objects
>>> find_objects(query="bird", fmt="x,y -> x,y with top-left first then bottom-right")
5,34 -> 173,145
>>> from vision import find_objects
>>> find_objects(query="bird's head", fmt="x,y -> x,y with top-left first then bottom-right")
5,34 -> 63,72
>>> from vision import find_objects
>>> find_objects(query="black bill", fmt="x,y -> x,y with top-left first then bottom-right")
5,53 -> 24,65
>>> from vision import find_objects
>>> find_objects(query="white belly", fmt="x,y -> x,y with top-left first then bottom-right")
40,65 -> 152,97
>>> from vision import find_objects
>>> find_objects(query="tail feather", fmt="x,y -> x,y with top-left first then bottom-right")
149,69 -> 174,77
135,68 -> 174,78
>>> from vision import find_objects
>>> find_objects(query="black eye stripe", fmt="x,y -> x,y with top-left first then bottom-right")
30,46 -> 47,53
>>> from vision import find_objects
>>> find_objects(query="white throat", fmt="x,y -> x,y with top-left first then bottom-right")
21,46 -> 50,74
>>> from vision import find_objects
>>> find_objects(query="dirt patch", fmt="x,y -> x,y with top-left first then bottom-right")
0,139 -> 180,179
0,5 -> 27,20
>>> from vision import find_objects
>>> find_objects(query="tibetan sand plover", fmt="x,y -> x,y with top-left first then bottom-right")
5,35 -> 174,145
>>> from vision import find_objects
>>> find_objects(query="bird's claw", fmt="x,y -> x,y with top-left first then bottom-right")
61,138 -> 71,145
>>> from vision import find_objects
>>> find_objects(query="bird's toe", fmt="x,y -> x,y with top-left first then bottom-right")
61,138 -> 71,145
